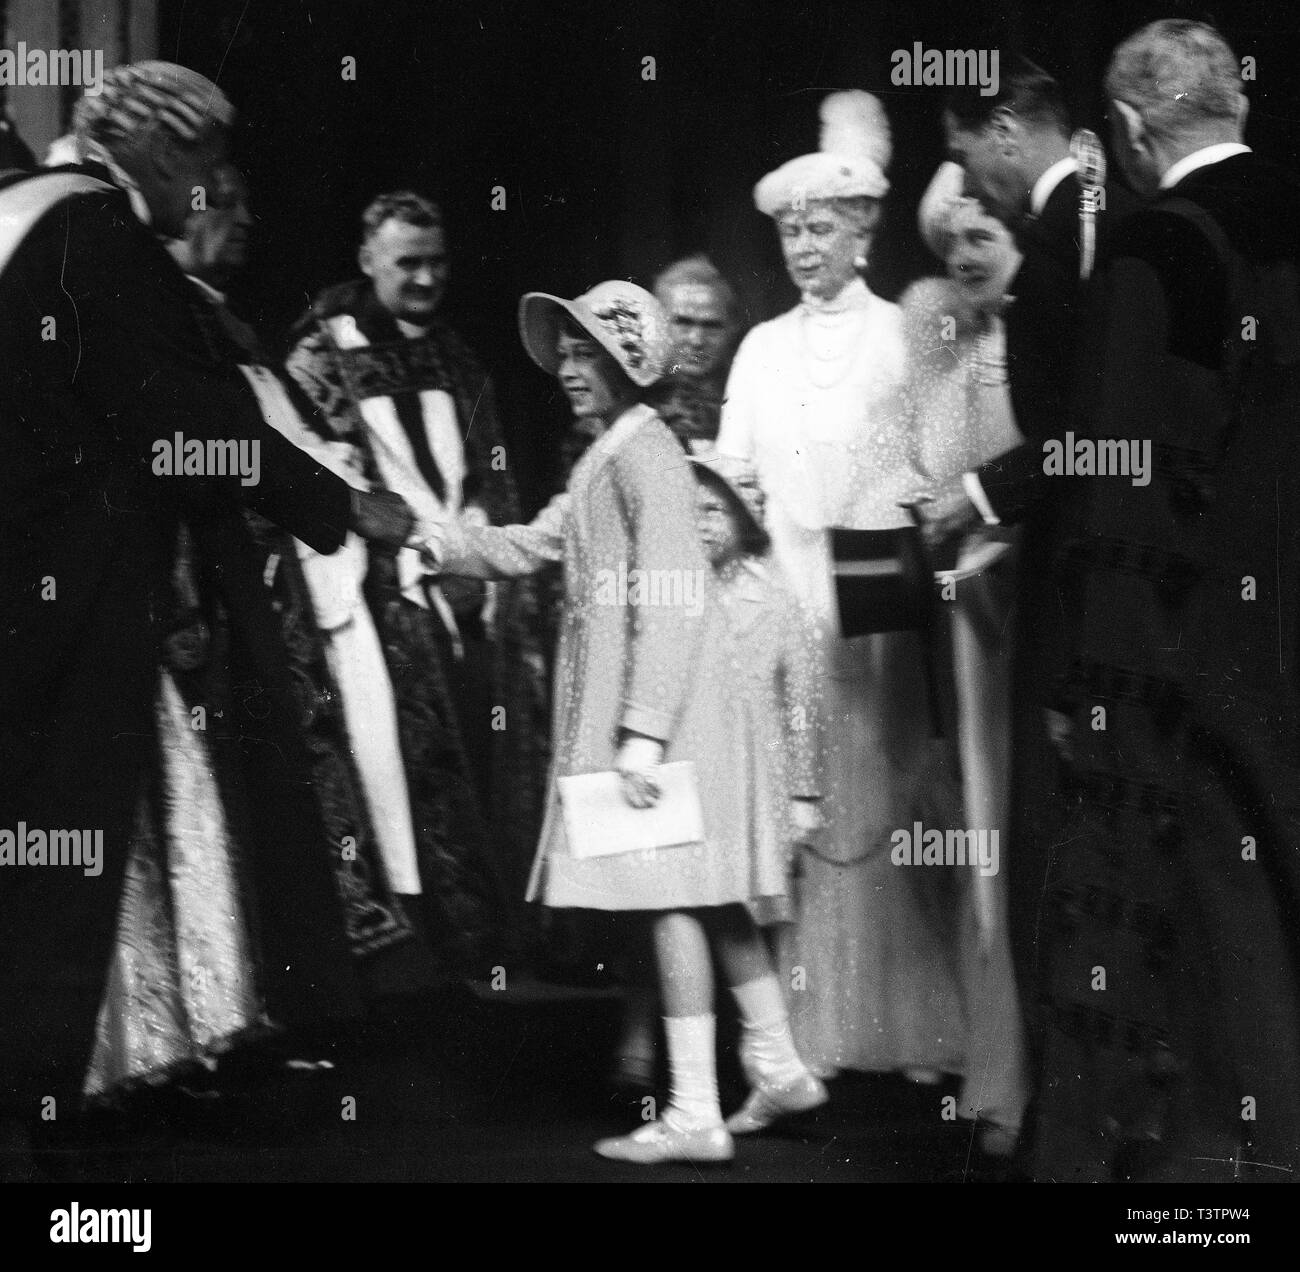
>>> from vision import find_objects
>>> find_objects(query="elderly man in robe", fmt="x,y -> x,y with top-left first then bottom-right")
0,61 -> 412,1177
1024,20 -> 1300,1182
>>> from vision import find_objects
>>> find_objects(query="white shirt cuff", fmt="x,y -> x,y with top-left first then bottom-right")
962,471 -> 1001,526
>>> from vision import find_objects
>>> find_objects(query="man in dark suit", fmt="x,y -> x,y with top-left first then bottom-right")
0,62 -> 412,1175
940,58 -> 1093,518
913,62 -> 1135,1136
1026,18 -> 1300,1181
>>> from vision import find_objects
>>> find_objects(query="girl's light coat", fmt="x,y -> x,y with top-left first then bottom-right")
432,404 -> 791,912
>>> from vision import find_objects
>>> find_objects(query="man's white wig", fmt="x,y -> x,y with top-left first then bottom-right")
73,61 -> 235,151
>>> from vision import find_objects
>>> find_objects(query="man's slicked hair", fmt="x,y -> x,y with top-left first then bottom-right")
361,190 -> 443,244
1105,19 -> 1242,144
945,55 -> 1070,136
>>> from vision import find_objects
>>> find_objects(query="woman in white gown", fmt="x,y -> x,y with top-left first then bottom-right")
900,163 -> 1030,1152
718,92 -> 967,1082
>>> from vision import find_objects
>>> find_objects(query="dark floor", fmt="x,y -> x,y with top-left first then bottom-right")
30,980 -> 1016,1184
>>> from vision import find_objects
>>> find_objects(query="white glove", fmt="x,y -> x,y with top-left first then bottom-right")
790,797 -> 824,846
616,735 -> 665,809
416,528 -> 446,568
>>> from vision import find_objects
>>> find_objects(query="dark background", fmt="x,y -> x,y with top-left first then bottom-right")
158,0 -> 1300,507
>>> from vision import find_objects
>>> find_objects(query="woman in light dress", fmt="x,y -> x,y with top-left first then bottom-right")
899,163 -> 1029,1152
718,92 -> 967,1084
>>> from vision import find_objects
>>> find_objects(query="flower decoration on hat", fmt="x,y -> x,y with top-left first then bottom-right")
518,280 -> 670,388
590,296 -> 648,372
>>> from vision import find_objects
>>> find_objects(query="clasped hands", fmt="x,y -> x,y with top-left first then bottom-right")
347,489 -> 467,563
347,487 -> 416,550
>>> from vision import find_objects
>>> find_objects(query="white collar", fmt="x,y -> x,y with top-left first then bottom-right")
396,318 -> 432,340
800,275 -> 871,315
1030,156 -> 1079,217
585,402 -> 657,470
600,401 -> 655,439
1159,142 -> 1252,190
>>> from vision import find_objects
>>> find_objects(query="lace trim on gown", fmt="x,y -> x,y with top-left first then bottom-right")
83,671 -> 267,1100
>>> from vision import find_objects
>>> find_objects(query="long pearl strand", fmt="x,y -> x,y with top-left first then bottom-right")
800,304 -> 870,391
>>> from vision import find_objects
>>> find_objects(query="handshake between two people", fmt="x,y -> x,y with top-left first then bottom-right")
354,491 -> 828,840
347,490 -> 488,561
347,487 -> 418,550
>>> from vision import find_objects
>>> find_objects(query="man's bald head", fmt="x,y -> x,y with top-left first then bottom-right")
653,256 -> 742,381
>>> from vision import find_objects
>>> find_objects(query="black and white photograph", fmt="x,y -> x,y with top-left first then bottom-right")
1,0 -> 1299,1239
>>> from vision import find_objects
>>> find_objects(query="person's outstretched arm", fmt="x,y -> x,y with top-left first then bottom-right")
419,492 -> 571,579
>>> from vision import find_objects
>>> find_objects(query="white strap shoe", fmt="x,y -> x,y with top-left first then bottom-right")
593,1114 -> 734,1165
726,1071 -> 829,1135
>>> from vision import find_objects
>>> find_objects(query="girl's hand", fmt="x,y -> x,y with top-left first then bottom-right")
616,736 -> 665,809
790,797 -> 824,846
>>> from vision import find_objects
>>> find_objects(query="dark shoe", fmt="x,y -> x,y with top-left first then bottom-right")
608,1053 -> 656,1094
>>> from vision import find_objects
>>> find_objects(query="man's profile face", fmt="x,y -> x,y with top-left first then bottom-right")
662,283 -> 733,380
361,219 -> 449,324
174,164 -> 252,287
152,129 -> 231,240
943,110 -> 1024,225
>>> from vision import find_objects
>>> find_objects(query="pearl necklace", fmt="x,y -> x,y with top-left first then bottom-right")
799,306 -> 871,391
971,310 -> 1010,386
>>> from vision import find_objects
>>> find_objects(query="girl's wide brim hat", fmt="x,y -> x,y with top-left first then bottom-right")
518,280 -> 670,388
688,453 -> 769,552
754,90 -> 892,217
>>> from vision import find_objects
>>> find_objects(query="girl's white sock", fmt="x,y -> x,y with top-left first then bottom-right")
731,975 -> 807,1086
662,1013 -> 723,1129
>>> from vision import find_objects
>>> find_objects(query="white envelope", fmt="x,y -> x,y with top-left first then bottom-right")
558,762 -> 705,859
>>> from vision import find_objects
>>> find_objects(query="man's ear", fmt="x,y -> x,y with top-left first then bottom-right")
990,105 -> 1021,155
358,243 -> 374,279
1234,90 -> 1249,133
1110,99 -> 1146,154
147,130 -> 183,184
